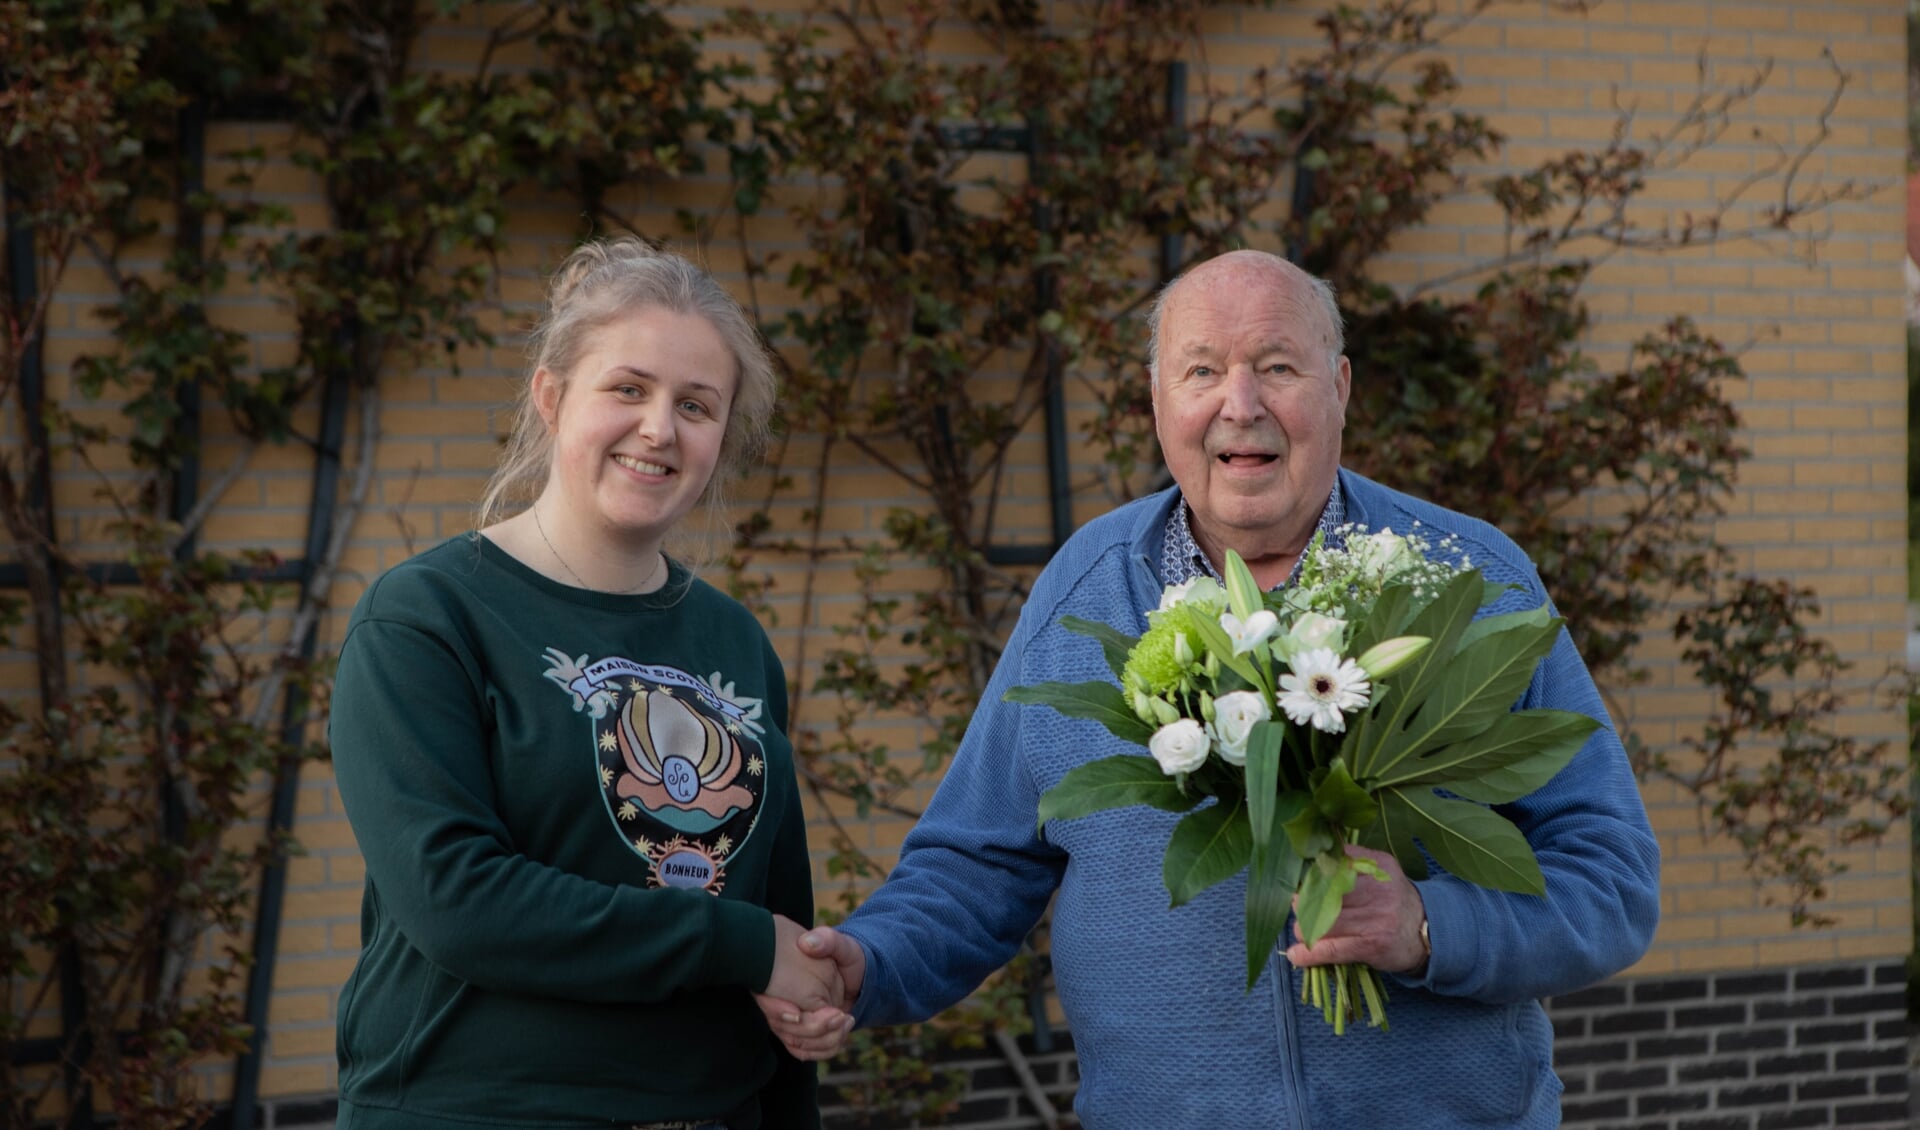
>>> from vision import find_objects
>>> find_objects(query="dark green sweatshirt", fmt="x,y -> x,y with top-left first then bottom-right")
329,536 -> 820,1130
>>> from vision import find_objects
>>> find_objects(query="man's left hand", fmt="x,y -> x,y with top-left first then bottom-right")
1284,844 -> 1428,975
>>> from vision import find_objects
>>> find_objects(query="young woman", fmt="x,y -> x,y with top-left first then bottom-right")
330,239 -> 835,1130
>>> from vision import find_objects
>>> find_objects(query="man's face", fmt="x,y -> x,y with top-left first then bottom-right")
1151,260 -> 1350,566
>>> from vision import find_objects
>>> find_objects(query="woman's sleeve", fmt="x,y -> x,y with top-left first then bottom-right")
751,642 -> 822,1129
329,613 -> 777,1003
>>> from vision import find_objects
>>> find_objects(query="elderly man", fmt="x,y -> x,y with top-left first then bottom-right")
760,250 -> 1659,1127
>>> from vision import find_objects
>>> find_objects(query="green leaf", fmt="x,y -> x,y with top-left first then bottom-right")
1163,800 -> 1252,907
1388,614 -> 1563,758
1348,569 -> 1485,779
1384,788 -> 1545,894
1244,839 -> 1302,990
1343,582 -> 1414,658
1244,721 -> 1284,850
1186,608 -> 1263,687
1311,757 -> 1378,831
1222,549 -> 1264,620
1036,756 -> 1197,830
1371,709 -> 1597,800
1456,601 -> 1553,652
1061,615 -> 1139,681
1282,792 -> 1333,859
1004,681 -> 1153,744
1367,786 -> 1428,879
1295,852 -> 1361,947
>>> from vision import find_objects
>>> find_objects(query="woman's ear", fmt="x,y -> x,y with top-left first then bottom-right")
532,367 -> 562,430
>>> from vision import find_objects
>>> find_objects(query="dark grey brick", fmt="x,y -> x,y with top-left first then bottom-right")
1593,1011 -> 1670,1036
1676,1059 -> 1749,1084
1753,998 -> 1826,1021
1639,1034 -> 1710,1059
1836,1046 -> 1908,1070
1833,1100 -> 1911,1124
1638,1090 -> 1711,1115
1795,1020 -> 1868,1045
1673,1004 -> 1747,1028
1556,985 -> 1631,1010
1870,961 -> 1906,985
1596,1065 -> 1669,1091
1558,1040 -> 1632,1065
1754,1052 -> 1828,1076
1831,990 -> 1907,1016
1718,1082 -> 1792,1107
1715,972 -> 1788,997
1715,1027 -> 1788,1053
1677,1118 -> 1754,1130
1872,1017 -> 1907,1041
1554,1013 -> 1589,1040
1872,1071 -> 1909,1096
1794,967 -> 1867,991
1562,1097 -> 1632,1121
1797,1075 -> 1870,1101
1634,977 -> 1709,1004
1756,1110 -> 1829,1130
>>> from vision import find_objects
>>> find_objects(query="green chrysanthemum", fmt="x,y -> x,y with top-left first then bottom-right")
1126,617 -> 1198,694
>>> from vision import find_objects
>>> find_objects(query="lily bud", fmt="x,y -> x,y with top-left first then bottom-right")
1174,632 -> 1196,669
1355,635 -> 1431,680
1130,688 -> 1156,724
1199,690 -> 1216,723
1149,696 -> 1181,725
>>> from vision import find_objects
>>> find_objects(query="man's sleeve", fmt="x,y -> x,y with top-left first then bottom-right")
330,615 -> 776,1002
1410,608 -> 1662,1003
840,616 -> 1069,1027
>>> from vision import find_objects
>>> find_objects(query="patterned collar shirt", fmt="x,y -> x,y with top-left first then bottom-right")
1158,480 -> 1347,590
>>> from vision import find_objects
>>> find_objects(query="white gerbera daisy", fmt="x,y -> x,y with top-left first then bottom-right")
1276,647 -> 1371,733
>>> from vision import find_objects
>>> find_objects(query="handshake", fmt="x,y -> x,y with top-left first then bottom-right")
755,917 -> 862,1060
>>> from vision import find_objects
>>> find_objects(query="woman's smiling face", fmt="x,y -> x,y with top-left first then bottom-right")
537,304 -> 738,547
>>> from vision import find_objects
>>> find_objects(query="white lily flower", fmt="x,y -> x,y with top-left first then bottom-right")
1148,718 -> 1211,775
1207,691 -> 1270,766
1219,609 -> 1279,656
1158,575 -> 1225,612
1276,647 -> 1372,733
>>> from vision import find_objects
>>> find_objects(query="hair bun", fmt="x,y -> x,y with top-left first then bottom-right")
546,237 -> 665,310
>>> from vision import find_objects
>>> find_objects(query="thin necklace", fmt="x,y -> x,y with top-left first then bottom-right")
532,507 -> 665,595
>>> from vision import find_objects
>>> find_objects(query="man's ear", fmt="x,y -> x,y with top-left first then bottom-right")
1333,355 -> 1352,413
532,367 -> 562,429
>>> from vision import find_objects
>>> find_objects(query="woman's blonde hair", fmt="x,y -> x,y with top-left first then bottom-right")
476,238 -> 779,545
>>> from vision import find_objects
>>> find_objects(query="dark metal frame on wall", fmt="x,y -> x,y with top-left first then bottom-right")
2,94 -> 351,1130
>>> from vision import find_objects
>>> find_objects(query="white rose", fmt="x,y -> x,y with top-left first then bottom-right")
1272,611 -> 1347,664
1147,718 -> 1211,775
1159,575 -> 1226,612
1360,528 -> 1417,579
1208,691 -> 1270,766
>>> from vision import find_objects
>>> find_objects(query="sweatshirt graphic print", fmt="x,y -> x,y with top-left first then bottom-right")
544,649 -> 769,893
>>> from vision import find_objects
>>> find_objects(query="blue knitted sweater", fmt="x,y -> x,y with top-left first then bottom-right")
840,469 -> 1660,1129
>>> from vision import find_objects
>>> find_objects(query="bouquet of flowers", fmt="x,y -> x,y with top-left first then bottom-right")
1006,524 -> 1598,1033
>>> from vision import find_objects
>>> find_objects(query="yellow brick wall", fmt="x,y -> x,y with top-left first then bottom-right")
11,0 -> 1910,1108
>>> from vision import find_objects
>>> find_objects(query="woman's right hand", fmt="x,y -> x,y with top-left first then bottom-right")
757,921 -> 860,1060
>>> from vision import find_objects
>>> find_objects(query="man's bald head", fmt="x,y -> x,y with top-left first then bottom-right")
1145,251 -> 1344,385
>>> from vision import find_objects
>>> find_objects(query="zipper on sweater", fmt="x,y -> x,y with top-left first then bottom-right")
1271,947 -> 1313,1130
